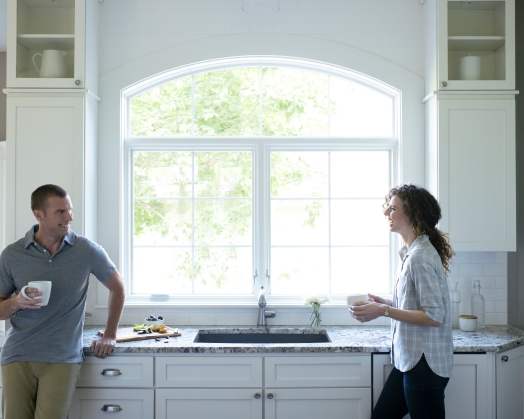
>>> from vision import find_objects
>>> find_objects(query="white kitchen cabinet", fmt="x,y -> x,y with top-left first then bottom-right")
6,0 -> 99,90
69,388 -> 154,419
154,354 -> 371,419
265,355 -> 371,388
425,96 -> 516,251
496,345 -> 524,418
372,353 -> 491,419
71,356 -> 155,419
75,356 -> 154,388
156,388 -> 263,419
155,356 -> 263,388
423,0 -> 515,94
4,91 -> 98,242
265,388 -> 371,419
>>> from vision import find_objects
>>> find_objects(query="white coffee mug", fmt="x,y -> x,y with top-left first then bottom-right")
346,294 -> 368,307
21,281 -> 52,306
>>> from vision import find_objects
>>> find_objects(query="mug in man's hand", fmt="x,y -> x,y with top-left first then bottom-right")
21,281 -> 52,306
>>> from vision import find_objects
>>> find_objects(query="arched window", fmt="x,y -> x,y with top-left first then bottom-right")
124,59 -> 398,305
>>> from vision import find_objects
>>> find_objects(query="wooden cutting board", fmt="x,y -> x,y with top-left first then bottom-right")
98,326 -> 181,342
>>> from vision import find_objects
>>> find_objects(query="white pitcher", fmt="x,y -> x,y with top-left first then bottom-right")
32,50 -> 68,78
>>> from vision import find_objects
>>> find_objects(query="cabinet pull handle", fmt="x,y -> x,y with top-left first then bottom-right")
101,404 -> 123,412
75,80 -> 81,86
267,393 -> 274,399
441,81 -> 447,87
501,355 -> 509,362
254,393 -> 261,399
101,368 -> 122,376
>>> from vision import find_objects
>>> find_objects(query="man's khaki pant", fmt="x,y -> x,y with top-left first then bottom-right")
1,361 -> 81,419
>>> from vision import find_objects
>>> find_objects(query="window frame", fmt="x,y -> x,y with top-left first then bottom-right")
122,58 -> 401,306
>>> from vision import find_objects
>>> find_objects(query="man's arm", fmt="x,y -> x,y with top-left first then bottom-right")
0,288 -> 44,320
89,271 -> 125,358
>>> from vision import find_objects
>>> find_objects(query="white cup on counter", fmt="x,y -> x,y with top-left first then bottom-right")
459,314 -> 477,332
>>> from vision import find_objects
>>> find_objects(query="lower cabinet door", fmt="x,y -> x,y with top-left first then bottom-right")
68,388 -> 154,419
496,345 -> 524,419
372,353 -> 489,419
156,388 -> 263,419
264,388 -> 371,419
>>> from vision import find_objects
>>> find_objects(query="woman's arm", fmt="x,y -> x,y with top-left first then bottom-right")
349,302 -> 442,327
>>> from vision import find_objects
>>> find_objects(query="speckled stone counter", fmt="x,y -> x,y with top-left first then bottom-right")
75,325 -> 524,355
1,325 -> 520,355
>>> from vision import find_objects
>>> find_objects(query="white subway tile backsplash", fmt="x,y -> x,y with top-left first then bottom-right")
453,252 -> 471,264
189,313 -> 215,325
458,263 -> 485,276
484,263 -> 507,276
470,252 -> 495,264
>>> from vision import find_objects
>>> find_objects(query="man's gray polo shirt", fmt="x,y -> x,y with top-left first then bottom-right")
0,226 -> 116,364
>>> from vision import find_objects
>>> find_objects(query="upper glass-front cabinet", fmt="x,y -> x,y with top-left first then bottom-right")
7,0 -> 86,88
436,0 -> 515,91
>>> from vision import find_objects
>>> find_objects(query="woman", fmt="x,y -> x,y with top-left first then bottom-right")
349,184 -> 455,419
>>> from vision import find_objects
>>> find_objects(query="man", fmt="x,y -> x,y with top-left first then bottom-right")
0,184 -> 125,419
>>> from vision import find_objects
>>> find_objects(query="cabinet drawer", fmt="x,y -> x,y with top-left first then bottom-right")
156,356 -> 263,388
265,355 -> 371,388
76,356 -> 153,388
69,388 -> 154,419
156,388 -> 263,419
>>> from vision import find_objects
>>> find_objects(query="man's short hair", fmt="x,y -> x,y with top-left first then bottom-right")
31,184 -> 68,212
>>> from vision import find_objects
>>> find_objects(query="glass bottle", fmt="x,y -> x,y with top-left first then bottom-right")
448,281 -> 461,327
471,279 -> 485,329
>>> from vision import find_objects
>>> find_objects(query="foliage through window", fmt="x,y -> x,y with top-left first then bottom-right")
126,65 -> 397,303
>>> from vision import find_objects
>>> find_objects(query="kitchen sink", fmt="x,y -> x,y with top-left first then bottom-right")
194,329 -> 331,344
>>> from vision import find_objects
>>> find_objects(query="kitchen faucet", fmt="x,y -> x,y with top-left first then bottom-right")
257,286 -> 276,327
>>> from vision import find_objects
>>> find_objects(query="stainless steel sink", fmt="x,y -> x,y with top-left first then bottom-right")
194,329 -> 331,344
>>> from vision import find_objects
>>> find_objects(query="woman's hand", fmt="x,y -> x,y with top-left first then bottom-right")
348,301 -> 387,323
366,293 -> 392,306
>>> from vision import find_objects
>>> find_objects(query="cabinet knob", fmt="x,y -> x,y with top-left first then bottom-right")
101,404 -> 123,412
441,81 -> 448,87
101,368 -> 122,376
501,355 -> 509,362
75,80 -> 81,86
254,393 -> 261,399
267,393 -> 274,399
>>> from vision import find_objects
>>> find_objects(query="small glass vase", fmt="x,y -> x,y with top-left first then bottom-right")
309,303 -> 322,328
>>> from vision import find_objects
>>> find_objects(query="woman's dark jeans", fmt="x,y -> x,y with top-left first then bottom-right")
371,355 -> 450,419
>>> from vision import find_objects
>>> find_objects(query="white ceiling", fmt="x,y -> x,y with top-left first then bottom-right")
0,0 -> 6,52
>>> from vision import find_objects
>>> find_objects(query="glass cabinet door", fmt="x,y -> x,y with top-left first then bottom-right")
438,0 -> 515,90
7,0 -> 85,88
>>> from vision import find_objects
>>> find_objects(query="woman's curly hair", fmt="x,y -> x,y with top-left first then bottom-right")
383,184 -> 456,275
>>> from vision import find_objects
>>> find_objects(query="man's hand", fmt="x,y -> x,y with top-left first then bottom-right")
17,287 -> 43,309
90,335 -> 116,359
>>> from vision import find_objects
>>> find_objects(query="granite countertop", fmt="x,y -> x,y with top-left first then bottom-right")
78,325 -> 524,355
